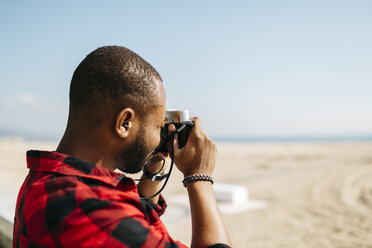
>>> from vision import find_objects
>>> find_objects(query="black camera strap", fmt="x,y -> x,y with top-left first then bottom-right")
140,123 -> 186,200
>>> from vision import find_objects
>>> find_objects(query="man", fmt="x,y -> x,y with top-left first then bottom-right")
13,46 -> 231,247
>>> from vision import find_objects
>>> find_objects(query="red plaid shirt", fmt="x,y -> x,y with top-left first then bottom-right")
13,150 -> 187,248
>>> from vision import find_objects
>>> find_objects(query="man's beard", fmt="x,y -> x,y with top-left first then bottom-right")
117,126 -> 153,174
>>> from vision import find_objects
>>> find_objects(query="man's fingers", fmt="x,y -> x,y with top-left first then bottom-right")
170,116 -> 217,177
151,152 -> 168,162
188,117 -> 205,139
190,117 -> 201,125
189,117 -> 202,131
168,123 -> 176,133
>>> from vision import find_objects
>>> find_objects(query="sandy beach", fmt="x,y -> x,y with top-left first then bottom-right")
1,138 -> 372,248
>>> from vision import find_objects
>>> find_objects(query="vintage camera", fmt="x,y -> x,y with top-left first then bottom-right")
155,109 -> 194,153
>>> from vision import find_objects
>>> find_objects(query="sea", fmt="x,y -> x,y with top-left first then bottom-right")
212,135 -> 372,143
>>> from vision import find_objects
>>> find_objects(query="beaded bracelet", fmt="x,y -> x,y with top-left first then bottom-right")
182,174 -> 214,187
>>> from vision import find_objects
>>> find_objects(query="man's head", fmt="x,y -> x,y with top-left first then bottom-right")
67,46 -> 166,173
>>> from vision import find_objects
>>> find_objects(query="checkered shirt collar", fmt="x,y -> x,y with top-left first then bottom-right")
26,150 -> 126,187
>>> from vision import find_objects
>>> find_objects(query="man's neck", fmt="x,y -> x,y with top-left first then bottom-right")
57,128 -> 116,171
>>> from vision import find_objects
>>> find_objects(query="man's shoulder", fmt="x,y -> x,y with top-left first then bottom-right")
19,171 -> 145,227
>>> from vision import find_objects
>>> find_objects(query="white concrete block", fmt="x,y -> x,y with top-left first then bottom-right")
0,189 -> 17,223
213,183 -> 249,204
217,201 -> 266,215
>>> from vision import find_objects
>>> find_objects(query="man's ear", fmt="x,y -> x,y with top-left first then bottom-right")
115,108 -> 136,139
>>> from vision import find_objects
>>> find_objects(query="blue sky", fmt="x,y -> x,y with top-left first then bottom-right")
1,1 -> 372,140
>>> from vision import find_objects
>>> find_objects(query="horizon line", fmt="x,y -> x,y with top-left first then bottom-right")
1,134 -> 372,143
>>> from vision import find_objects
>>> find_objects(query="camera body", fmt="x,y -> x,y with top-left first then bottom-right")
155,109 -> 194,153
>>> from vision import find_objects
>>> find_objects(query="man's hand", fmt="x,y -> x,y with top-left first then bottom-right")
169,117 -> 217,177
145,152 -> 169,174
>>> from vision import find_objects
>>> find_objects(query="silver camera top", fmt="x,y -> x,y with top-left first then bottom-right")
165,109 -> 190,123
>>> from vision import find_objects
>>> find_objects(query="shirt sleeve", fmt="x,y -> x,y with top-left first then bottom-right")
147,194 -> 167,216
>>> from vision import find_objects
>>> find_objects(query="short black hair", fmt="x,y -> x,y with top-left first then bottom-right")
69,46 -> 162,126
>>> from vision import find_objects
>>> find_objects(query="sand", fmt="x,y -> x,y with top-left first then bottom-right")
1,138 -> 372,248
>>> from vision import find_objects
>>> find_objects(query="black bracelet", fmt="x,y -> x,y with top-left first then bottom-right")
143,163 -> 168,181
182,174 -> 214,187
